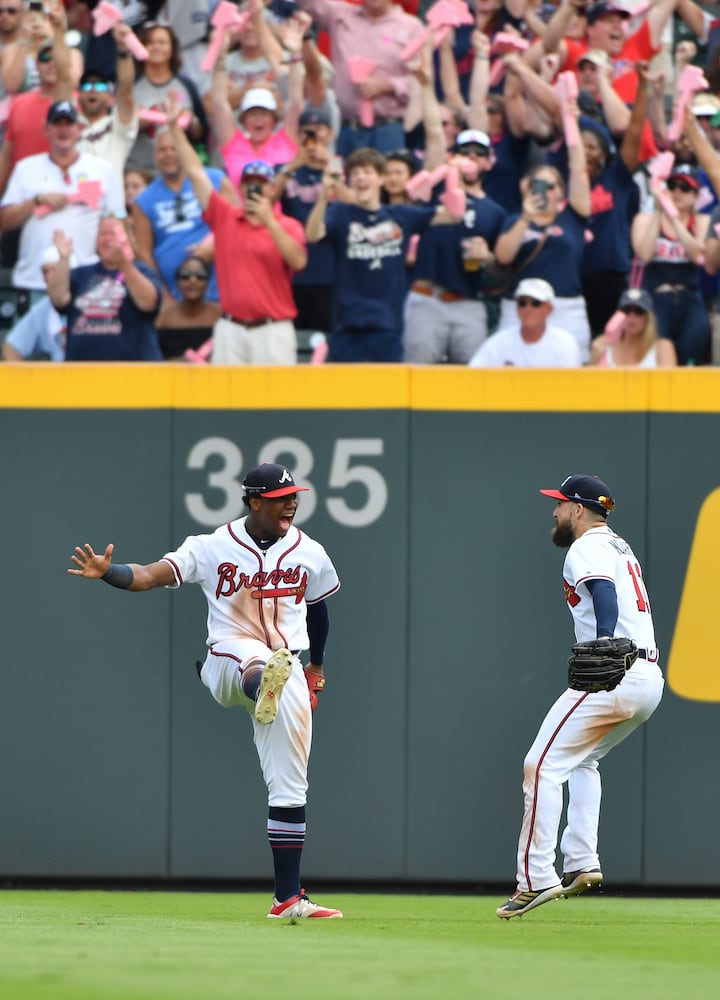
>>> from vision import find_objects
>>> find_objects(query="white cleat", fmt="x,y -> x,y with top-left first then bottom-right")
254,649 -> 293,724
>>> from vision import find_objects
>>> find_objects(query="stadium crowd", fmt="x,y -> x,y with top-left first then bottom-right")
2,0 -> 720,365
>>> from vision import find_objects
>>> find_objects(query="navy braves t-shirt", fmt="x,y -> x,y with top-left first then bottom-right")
582,156 -> 638,276
500,205 -> 588,299
323,202 -> 435,333
281,164 -> 336,287
412,191 -> 506,296
65,261 -> 164,361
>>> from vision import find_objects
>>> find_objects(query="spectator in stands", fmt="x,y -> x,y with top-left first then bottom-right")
580,62 -> 649,337
493,97 -> 593,362
305,146 -> 461,363
46,218 -> 164,362
382,148 -> 418,205
631,163 -> 711,366
469,277 -> 582,367
464,30 -> 533,216
1,245 -> 67,361
209,21 -> 303,188
125,21 -> 208,172
0,13 -> 74,271
275,106 -> 341,336
403,128 -> 507,364
166,94 -> 307,366
0,2 -> 28,121
0,99 -> 125,308
79,0 -> 160,77
296,0 -> 425,157
589,287 -> 678,367
163,0 -> 211,94
1,2 -> 83,102
132,127 -> 235,304
76,23 -> 138,187
154,255 -> 221,360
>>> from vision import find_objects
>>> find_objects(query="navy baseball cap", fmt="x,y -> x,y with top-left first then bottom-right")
47,100 -> 79,124
540,474 -> 615,515
585,3 -> 630,25
668,163 -> 700,190
241,160 -> 275,182
242,464 -> 309,498
618,287 -> 653,312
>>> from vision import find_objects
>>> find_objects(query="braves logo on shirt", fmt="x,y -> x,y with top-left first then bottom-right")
563,578 -> 581,607
216,563 -> 308,604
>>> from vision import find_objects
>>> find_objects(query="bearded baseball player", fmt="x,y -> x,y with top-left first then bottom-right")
496,474 -> 664,920
69,463 -> 343,919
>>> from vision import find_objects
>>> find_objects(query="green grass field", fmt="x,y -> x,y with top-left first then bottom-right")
1,890 -> 718,1000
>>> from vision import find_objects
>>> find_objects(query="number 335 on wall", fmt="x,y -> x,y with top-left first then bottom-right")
184,436 -> 388,529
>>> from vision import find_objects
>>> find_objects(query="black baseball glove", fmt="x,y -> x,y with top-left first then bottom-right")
567,637 -> 639,693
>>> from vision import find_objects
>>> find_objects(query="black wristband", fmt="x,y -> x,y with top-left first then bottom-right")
101,564 -> 134,589
116,51 -> 130,59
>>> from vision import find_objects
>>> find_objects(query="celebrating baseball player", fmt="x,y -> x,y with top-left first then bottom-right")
69,463 -> 343,920
496,474 -> 664,920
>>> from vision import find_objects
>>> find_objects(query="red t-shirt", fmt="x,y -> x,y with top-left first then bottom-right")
203,189 -> 305,322
5,90 -> 52,169
565,21 -> 659,161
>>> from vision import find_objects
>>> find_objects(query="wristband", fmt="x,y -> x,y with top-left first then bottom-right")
34,193 -> 43,206
116,50 -> 130,59
101,564 -> 134,589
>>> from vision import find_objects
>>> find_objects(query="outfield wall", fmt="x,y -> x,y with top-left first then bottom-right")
1,366 -> 718,887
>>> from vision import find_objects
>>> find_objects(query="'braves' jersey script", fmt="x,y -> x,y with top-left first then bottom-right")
162,518 -> 340,650
562,525 -> 656,649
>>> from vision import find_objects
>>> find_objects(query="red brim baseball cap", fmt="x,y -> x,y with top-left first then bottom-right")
540,474 -> 615,513
242,463 -> 310,498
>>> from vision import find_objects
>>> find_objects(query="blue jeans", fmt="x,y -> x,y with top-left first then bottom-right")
337,121 -> 405,159
328,329 -> 402,362
651,288 -> 710,365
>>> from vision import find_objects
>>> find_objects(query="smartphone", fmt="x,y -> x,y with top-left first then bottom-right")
530,177 -> 550,210
303,128 -> 317,147
29,1 -> 44,8
247,183 -> 263,198
328,155 -> 343,180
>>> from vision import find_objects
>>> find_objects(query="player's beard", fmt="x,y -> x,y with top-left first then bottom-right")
551,521 -> 575,548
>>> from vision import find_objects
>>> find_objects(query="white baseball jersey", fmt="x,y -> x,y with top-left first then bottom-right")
562,524 -> 657,651
162,517 -> 340,650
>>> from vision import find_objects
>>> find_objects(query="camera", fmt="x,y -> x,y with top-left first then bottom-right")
29,1 -> 44,10
248,183 -> 263,197
302,129 -> 317,146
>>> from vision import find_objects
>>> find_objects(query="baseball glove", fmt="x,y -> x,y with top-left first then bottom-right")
304,667 -> 325,711
568,637 -> 639,693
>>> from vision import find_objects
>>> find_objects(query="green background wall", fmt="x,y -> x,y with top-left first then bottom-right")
0,366 -> 717,888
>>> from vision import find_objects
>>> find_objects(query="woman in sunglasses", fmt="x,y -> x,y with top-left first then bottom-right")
631,163 -> 711,365
154,255 -> 220,360
493,98 -> 592,362
590,287 -> 677,367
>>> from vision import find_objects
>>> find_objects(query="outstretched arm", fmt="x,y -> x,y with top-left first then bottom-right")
69,542 -> 175,591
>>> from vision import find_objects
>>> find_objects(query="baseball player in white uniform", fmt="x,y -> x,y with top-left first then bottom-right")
497,474 -> 664,919
69,463 -> 343,919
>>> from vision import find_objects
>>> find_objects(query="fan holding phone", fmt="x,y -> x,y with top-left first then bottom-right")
493,145 -> 593,363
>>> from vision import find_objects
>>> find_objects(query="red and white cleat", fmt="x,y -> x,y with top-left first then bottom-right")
268,890 -> 343,919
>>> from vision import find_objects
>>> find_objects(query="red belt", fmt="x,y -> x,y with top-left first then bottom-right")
410,281 -> 465,304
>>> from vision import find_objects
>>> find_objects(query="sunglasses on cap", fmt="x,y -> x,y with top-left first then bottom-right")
622,305 -> 647,316
177,269 -> 209,281
80,81 -> 111,92
516,297 -> 544,308
457,143 -> 489,156
667,179 -> 695,192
